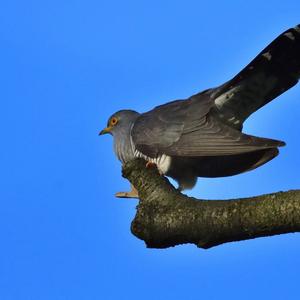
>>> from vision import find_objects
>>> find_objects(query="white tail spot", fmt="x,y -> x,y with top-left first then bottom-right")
284,32 -> 295,40
262,52 -> 272,61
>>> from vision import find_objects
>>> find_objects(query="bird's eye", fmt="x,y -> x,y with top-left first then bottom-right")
110,117 -> 118,126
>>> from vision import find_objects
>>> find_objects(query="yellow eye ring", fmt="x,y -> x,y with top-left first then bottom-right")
110,117 -> 118,126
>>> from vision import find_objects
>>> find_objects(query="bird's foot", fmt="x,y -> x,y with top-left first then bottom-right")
145,161 -> 163,175
115,184 -> 139,199
146,161 -> 157,169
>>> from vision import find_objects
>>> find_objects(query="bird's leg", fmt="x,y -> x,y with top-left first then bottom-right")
115,183 -> 139,199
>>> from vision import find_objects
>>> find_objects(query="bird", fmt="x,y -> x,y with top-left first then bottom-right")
100,24 -> 300,198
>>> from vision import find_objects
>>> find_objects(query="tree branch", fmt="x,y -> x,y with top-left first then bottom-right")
122,159 -> 300,249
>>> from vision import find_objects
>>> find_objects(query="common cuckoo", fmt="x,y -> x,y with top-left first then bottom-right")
100,25 -> 300,198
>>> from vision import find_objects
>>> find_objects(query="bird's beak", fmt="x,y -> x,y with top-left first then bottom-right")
99,127 -> 112,135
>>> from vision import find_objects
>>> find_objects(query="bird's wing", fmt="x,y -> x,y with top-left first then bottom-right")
207,24 -> 300,129
131,94 -> 213,157
132,94 -> 285,158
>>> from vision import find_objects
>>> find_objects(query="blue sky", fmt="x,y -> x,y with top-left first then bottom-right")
1,0 -> 300,299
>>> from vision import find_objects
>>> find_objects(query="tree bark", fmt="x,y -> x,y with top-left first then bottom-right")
122,159 -> 300,249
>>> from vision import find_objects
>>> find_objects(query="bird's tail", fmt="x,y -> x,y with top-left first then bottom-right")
212,24 -> 300,126
251,24 -> 300,109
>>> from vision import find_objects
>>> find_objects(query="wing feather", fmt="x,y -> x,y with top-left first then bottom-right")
132,93 -> 285,158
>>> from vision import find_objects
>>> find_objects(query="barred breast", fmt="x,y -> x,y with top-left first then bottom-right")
133,149 -> 172,175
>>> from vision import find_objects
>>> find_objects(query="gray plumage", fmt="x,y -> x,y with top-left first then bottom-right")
100,24 -> 300,190
110,110 -> 140,164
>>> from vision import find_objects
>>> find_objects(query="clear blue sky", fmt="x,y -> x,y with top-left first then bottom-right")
1,0 -> 300,299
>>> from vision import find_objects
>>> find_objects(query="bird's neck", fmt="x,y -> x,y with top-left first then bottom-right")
113,124 -> 135,164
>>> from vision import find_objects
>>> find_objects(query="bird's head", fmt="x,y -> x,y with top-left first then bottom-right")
99,110 -> 140,137
100,110 -> 140,163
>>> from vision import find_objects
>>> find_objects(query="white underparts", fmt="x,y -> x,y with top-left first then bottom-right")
129,124 -> 172,174
133,149 -> 172,174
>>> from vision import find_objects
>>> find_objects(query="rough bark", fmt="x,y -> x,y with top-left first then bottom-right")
122,159 -> 300,249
